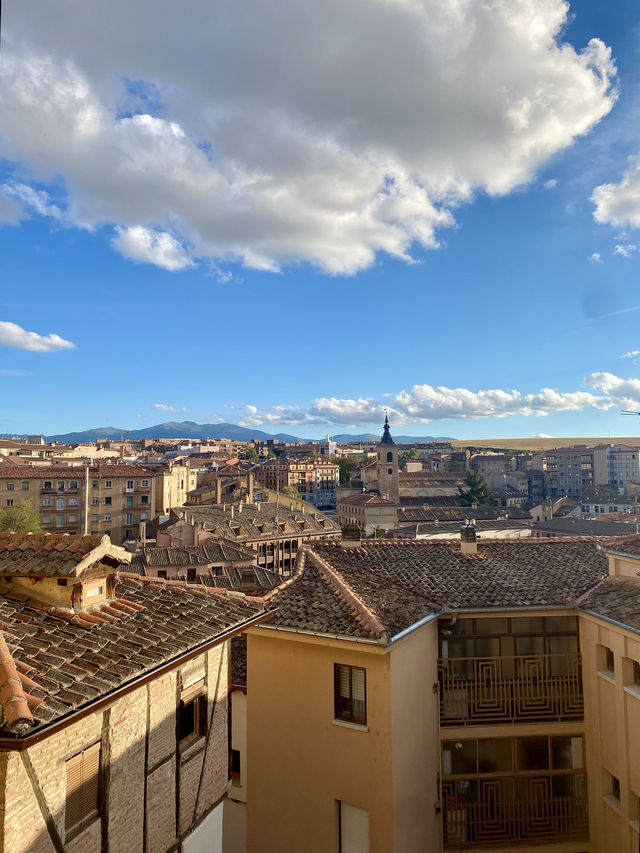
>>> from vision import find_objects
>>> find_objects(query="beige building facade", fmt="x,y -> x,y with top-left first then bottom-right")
244,535 -> 640,853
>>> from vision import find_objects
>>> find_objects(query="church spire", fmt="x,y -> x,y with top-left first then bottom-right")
379,412 -> 395,446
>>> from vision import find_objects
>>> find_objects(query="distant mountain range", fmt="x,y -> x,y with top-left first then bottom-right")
1,420 -> 454,446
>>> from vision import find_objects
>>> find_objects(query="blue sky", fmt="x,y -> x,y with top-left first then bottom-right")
2,1 -> 640,440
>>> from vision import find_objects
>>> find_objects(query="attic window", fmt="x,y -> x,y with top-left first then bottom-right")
83,583 -> 106,604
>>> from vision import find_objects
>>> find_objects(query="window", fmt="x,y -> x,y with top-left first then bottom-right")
57,498 -> 65,510
338,801 -> 370,853
21,481 -> 29,490
105,496 -> 112,506
91,514 -> 99,523
140,512 -> 148,521
68,515 -> 77,523
6,500 -> 13,507
126,513 -> 134,525
43,481 -> 52,490
105,480 -> 112,489
92,480 -> 99,489
6,483 -> 13,491
85,585 -> 104,600
126,480 -> 134,491
334,664 -> 366,725
58,481 -> 65,492
141,495 -> 149,504
91,498 -> 99,506
187,568 -> 197,582
104,514 -> 111,522
606,648 -> 615,672
43,498 -> 52,507
69,497 -> 78,507
597,644 -> 615,678
126,496 -> 133,509
386,452 -> 393,463
231,749 -> 241,785
141,479 -> 149,488
157,570 -> 167,579
42,515 -> 51,524
179,684 -> 207,746
125,529 -> 133,540
69,480 -> 78,490
65,742 -> 100,840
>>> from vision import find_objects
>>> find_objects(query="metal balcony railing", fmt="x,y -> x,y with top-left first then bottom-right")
442,774 -> 588,847
438,654 -> 583,725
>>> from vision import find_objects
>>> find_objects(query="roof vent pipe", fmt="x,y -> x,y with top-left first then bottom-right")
460,520 -> 477,555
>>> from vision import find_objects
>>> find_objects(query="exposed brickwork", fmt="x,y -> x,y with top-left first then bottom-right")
148,673 -> 177,770
146,758 -> 176,853
1,642 -> 231,853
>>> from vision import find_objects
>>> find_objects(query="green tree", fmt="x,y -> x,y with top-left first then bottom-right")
399,448 -> 420,462
330,455 -> 360,485
0,500 -> 42,533
281,485 -> 301,500
457,471 -> 495,506
240,445 -> 259,461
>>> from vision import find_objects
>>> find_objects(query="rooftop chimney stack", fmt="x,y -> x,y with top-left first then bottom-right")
460,520 -> 477,555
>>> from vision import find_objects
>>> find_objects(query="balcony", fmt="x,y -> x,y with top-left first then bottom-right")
442,773 -> 588,847
438,654 -> 583,725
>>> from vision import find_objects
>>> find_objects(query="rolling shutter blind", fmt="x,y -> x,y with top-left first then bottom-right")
351,668 -> 365,703
338,665 -> 351,699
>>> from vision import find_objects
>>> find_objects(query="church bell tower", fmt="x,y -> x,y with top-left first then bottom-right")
376,414 -> 399,503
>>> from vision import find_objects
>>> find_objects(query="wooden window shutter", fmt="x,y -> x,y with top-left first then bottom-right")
65,753 -> 84,833
65,742 -> 101,836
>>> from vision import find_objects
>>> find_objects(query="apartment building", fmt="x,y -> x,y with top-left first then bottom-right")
337,491 -> 399,535
593,444 -> 640,490
0,532 -> 268,853
253,457 -> 340,507
537,447 -> 595,498
245,532 -> 640,853
0,465 -> 156,545
142,461 -> 199,514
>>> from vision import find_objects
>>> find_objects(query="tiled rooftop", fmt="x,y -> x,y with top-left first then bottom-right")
0,533 -> 130,578
0,464 -> 150,479
0,574 -> 266,735
131,541 -> 256,571
171,502 -> 340,541
266,539 -> 613,642
580,576 -> 640,632
339,492 -> 398,507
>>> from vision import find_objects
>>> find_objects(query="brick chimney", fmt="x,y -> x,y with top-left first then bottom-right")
460,520 -> 477,555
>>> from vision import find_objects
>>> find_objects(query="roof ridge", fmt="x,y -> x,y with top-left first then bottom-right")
0,632 -> 33,733
259,551 -> 307,604
305,549 -> 388,641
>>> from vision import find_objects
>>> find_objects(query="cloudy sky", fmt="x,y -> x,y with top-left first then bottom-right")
2,0 -> 640,438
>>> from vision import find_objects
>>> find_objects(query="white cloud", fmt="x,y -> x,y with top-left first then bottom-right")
0,369 -> 25,376
613,243 -> 637,258
543,179 -> 558,189
153,403 -> 186,414
588,252 -> 602,263
0,1 -> 617,275
593,155 -> 640,229
536,433 -> 553,438
241,373 -> 640,426
1,182 -> 61,219
112,226 -> 193,271
0,321 -> 75,353
621,350 -> 640,359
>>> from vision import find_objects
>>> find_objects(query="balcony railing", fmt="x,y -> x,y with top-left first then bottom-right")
438,654 -> 583,725
442,774 -> 588,847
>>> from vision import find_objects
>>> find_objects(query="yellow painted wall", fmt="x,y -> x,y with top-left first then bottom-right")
246,629 -> 394,853
581,610 -> 640,853
390,620 -> 441,852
